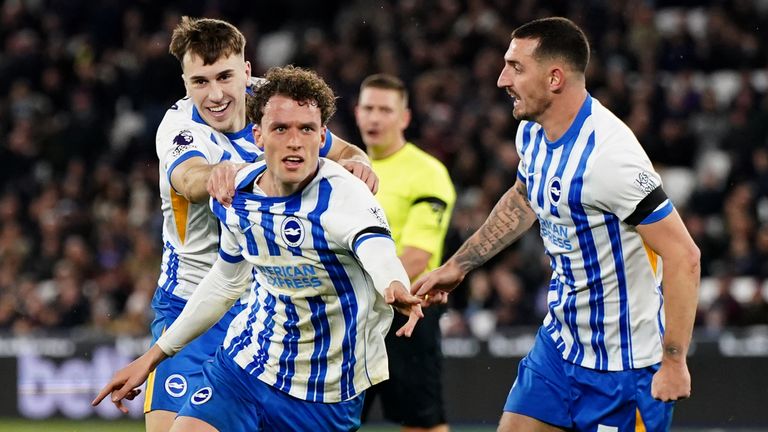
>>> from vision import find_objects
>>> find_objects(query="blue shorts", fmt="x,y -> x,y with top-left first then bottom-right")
178,348 -> 364,431
504,327 -> 674,431
144,289 -> 245,414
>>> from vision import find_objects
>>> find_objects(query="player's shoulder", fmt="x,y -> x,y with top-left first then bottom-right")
160,97 -> 194,123
589,98 -> 639,146
156,98 -> 217,152
157,97 -> 210,136
318,158 -> 355,180
317,159 -> 373,193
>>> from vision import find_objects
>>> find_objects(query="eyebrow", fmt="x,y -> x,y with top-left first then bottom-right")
188,69 -> 235,82
270,121 -> 320,129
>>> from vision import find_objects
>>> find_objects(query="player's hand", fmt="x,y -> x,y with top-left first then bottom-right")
384,281 -> 424,337
411,260 -> 465,307
91,345 -> 167,413
207,161 -> 246,207
339,159 -> 379,194
651,357 -> 691,402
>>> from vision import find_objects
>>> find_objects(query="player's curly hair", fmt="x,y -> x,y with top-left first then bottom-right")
169,16 -> 245,65
246,65 -> 337,126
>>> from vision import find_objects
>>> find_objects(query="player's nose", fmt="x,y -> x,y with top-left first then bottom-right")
208,82 -> 224,101
497,66 -> 512,88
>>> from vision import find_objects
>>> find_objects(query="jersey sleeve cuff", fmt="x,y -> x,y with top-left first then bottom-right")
352,226 -> 392,253
219,249 -> 244,263
624,186 -> 669,226
639,200 -> 673,225
166,150 -> 207,184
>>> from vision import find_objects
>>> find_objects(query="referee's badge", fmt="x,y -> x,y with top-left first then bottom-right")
548,177 -> 562,206
281,216 -> 306,247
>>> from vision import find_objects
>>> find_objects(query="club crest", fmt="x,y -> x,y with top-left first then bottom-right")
548,177 -> 562,206
164,374 -> 187,398
281,216 -> 305,247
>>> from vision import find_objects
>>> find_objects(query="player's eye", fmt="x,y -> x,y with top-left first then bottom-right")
219,73 -> 232,81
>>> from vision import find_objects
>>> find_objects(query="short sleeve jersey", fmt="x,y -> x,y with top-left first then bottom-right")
155,96 -> 333,301
213,159 -> 395,403
516,95 -> 673,371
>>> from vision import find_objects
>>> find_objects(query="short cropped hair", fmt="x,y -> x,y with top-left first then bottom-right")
511,17 -> 590,74
359,73 -> 409,106
169,16 -> 245,65
246,66 -> 337,126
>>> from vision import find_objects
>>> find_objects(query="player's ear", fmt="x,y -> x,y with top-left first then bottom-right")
320,126 -> 327,145
244,60 -> 251,79
549,68 -> 565,91
253,125 -> 264,150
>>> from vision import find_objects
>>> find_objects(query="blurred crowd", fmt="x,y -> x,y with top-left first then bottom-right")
0,0 -> 767,338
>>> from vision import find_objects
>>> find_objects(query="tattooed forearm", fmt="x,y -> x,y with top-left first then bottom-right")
452,181 -> 536,273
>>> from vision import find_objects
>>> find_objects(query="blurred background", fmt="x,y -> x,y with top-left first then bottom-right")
0,0 -> 767,430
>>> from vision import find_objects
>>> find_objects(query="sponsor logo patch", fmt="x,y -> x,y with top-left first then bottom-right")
368,207 -> 389,230
634,171 -> 658,194
173,130 -> 194,147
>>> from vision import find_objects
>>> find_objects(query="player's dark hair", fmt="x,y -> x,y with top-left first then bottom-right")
511,17 -> 590,74
169,16 -> 245,66
360,74 -> 409,106
246,65 -> 337,126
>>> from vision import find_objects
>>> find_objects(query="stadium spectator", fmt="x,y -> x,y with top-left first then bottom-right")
0,0 -> 766,339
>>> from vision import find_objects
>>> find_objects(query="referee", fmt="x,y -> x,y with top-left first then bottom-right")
355,74 -> 455,432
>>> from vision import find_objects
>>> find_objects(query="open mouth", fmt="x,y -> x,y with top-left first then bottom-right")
207,102 -> 230,117
282,155 -> 304,169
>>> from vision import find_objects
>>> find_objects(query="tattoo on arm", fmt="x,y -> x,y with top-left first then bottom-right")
453,181 -> 536,273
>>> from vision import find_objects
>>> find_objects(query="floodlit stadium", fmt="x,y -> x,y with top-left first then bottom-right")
0,0 -> 767,430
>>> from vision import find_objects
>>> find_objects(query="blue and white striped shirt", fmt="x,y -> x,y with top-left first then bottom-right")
517,95 -> 672,371
155,96 -> 333,301
213,160 -> 395,402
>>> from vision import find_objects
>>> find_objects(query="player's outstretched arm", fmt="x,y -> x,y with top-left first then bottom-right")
326,133 -> 379,193
383,280 -> 424,337
206,160 -> 250,207
411,260 -> 464,305
413,179 -> 536,302
451,179 -> 536,273
637,208 -> 700,402
91,344 -> 168,412
171,156 -> 246,204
